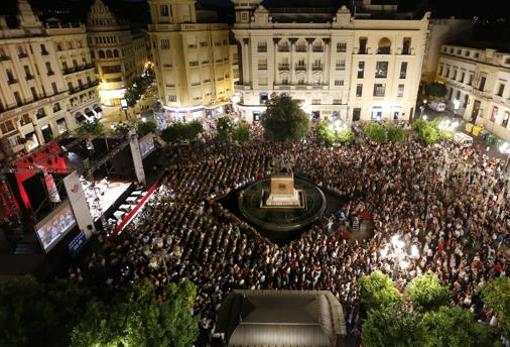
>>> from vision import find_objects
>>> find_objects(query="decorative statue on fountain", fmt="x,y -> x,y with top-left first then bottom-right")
263,155 -> 304,208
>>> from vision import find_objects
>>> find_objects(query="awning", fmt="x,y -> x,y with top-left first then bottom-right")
85,111 -> 95,118
75,113 -> 86,123
94,106 -> 102,113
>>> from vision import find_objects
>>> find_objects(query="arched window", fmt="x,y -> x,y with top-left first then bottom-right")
378,38 -> 391,54
106,50 -> 113,58
113,49 -> 119,58
312,40 -> 324,53
98,50 -> 105,58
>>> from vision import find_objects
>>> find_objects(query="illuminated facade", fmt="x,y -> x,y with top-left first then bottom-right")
437,44 -> 510,141
0,0 -> 100,158
86,0 -> 149,107
148,0 -> 234,121
231,0 -> 429,123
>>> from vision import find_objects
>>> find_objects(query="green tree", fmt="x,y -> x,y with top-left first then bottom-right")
316,121 -> 353,145
216,116 -> 235,142
364,123 -> 387,143
421,306 -> 494,347
70,280 -> 199,347
359,271 -> 401,312
232,122 -> 251,145
161,121 -> 203,143
137,120 -> 157,137
425,82 -> 447,99
362,302 -> 424,347
386,124 -> 407,143
0,276 -> 89,347
124,66 -> 155,107
76,119 -> 104,137
483,277 -> 510,336
412,119 -> 451,145
406,274 -> 450,312
261,94 -> 310,142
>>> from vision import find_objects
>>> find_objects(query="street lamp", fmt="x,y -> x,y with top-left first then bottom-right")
380,235 -> 420,278
499,142 -> 510,173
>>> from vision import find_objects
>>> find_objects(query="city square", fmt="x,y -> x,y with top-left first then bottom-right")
1,0 -> 510,346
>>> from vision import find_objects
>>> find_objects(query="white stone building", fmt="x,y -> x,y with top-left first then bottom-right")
231,0 -> 429,123
437,44 -> 510,141
86,0 -> 149,108
148,0 -> 234,121
0,0 -> 100,159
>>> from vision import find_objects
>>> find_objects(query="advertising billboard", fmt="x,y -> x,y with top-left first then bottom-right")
63,171 -> 95,239
35,200 -> 76,253
139,134 -> 156,159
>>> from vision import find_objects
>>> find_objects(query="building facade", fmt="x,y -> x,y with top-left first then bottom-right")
86,0 -> 149,108
437,44 -> 510,141
148,0 -> 234,121
0,0 -> 100,159
421,18 -> 473,82
231,1 -> 429,123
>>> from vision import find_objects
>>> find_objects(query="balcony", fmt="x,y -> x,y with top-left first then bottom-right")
295,46 -> 307,52
0,55 -> 9,61
63,63 -> 95,75
312,47 -> 324,53
7,78 -> 17,85
258,65 -> 267,71
312,65 -> 323,71
41,50 -> 49,56
18,52 -> 28,58
336,65 -> 345,71
25,74 -> 34,80
295,65 -> 306,71
69,81 -> 99,94
278,46 -> 290,53
278,64 -> 290,71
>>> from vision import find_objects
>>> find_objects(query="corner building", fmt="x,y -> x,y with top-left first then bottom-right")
0,0 -> 100,158
148,0 -> 234,121
231,0 -> 429,123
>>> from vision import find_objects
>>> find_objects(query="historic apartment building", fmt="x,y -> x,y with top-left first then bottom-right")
231,0 -> 430,123
86,0 -> 149,107
148,0 -> 234,121
437,44 -> 510,141
0,0 -> 100,159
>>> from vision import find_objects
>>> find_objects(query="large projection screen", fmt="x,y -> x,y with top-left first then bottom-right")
35,200 -> 77,253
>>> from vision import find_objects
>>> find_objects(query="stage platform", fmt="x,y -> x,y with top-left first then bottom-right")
81,178 -> 132,221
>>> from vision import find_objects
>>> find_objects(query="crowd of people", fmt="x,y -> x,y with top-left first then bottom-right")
69,126 -> 510,342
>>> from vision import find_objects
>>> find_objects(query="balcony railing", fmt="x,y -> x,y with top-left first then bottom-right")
278,46 -> 290,52
312,65 -> 323,71
18,52 -> 28,58
63,63 -> 94,75
295,65 -> 306,71
8,78 -> 17,85
312,47 -> 324,53
278,64 -> 290,70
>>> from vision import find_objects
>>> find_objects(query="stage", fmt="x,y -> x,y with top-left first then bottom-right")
81,178 -> 132,221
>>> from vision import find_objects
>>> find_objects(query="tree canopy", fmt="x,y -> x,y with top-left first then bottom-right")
406,273 -> 451,312
161,121 -> 203,143
124,66 -> 155,108
261,94 -> 310,142
421,306 -> 493,347
70,280 -> 199,347
137,120 -> 157,137
362,302 -> 423,347
315,121 -> 353,146
76,119 -> 104,137
359,271 -> 402,312
483,277 -> 510,336
425,82 -> 447,99
412,119 -> 453,145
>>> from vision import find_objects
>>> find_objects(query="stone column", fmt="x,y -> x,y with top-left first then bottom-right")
289,38 -> 298,84
323,38 -> 330,86
306,38 -> 314,84
242,38 -> 250,84
273,38 -> 281,86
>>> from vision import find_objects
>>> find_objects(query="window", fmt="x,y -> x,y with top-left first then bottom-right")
502,112 -> 509,128
24,65 -> 33,79
312,99 -> 321,105
259,92 -> 269,104
52,82 -> 58,94
373,83 -> 386,97
6,68 -> 16,84
357,61 -> 365,78
505,57 -> 510,65
398,84 -> 404,98
281,78 -> 289,85
36,108 -> 46,119
53,103 -> 61,112
439,65 -> 443,76
460,72 -> 465,83
40,44 -> 48,55
377,38 -> 391,54
240,12 -> 249,22
161,39 -> 170,49
98,50 -> 105,58
20,114 -> 30,126
465,51 -> 470,57
402,38 -> 411,55
336,42 -> 347,52
30,87 -> 38,100
479,76 -> 486,91
400,62 -> 408,79
497,83 -> 505,97
102,65 -> 122,73
359,37 -> 367,54
257,42 -> 267,53
46,62 -> 53,75
452,69 -> 457,81
334,80 -> 344,86
168,95 -> 177,102
352,108 -> 361,122
468,73 -> 474,85
375,61 -> 388,78
258,59 -> 267,70
336,59 -> 345,71
356,84 -> 363,97
278,41 -> 290,52
0,120 -> 15,134
160,4 -> 169,16
57,119 -> 67,134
